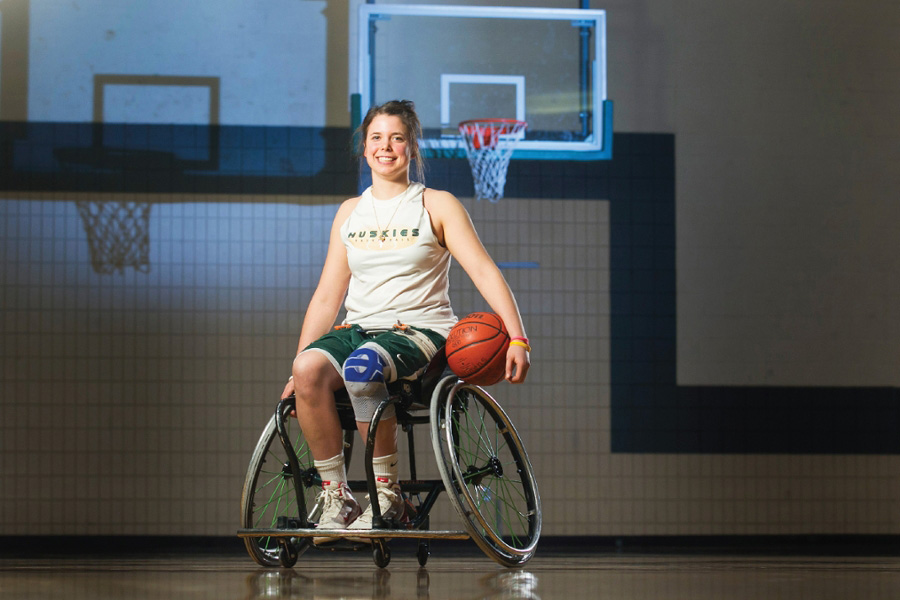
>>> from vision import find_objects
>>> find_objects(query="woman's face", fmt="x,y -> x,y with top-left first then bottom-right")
364,114 -> 411,180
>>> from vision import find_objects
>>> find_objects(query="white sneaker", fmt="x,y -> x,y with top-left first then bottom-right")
347,478 -> 407,542
313,481 -> 361,545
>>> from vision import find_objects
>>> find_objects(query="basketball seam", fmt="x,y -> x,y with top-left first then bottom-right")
465,345 -> 507,380
446,330 -> 503,357
448,338 -> 508,380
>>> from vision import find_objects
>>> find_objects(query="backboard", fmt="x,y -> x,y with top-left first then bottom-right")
53,74 -> 222,273
353,3 -> 611,160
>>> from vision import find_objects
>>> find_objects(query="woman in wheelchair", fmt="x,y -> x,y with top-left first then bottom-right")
281,100 -> 530,544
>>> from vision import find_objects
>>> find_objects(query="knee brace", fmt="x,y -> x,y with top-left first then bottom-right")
343,347 -> 394,421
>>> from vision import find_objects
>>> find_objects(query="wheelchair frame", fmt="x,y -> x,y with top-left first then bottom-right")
237,350 -> 541,568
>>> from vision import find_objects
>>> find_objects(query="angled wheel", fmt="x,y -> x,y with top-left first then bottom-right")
240,399 -> 354,567
431,377 -> 541,567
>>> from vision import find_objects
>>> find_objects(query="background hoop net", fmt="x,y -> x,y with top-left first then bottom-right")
458,119 -> 527,202
75,200 -> 151,274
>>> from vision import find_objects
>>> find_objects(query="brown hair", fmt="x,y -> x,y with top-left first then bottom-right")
356,99 -> 426,183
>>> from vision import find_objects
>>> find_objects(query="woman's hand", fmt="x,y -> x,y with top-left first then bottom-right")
282,377 -> 295,400
505,343 -> 530,383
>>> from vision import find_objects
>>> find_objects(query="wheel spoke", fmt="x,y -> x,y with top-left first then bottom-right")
254,480 -> 294,528
242,408 -> 324,567
475,474 -> 531,546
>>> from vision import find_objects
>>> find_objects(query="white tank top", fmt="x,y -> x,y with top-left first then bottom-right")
340,182 -> 457,337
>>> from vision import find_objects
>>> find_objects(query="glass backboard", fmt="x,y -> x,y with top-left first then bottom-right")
354,3 -> 611,160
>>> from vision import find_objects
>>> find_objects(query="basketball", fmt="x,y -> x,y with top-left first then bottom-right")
445,313 -> 510,386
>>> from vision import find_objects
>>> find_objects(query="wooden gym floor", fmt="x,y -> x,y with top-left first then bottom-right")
3,542 -> 900,599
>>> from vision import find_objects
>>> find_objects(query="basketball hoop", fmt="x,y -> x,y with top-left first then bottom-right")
75,200 -> 151,274
458,119 -> 527,202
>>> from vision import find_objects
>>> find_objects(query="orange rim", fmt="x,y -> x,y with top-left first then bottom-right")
458,118 -> 528,134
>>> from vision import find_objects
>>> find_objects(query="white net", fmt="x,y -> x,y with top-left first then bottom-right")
458,120 -> 527,202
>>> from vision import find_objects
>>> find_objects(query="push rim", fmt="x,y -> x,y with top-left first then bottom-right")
431,378 -> 541,566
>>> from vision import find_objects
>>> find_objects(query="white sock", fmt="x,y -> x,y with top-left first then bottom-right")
314,453 -> 347,488
372,453 -> 399,485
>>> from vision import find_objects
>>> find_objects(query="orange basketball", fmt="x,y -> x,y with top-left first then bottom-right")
446,313 -> 510,386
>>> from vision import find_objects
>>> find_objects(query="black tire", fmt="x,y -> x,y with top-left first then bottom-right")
373,540 -> 391,568
430,377 -> 541,567
416,541 -> 430,566
278,539 -> 299,568
240,400 -> 354,567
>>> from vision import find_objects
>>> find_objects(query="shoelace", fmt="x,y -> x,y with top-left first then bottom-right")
378,487 -> 399,506
360,487 -> 400,518
318,487 -> 347,518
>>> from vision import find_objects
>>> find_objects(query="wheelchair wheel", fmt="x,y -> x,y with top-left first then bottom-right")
240,400 -> 353,567
430,377 -> 541,567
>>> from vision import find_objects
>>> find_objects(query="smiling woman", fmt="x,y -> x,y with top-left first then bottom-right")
358,99 -> 426,184
281,99 -> 532,542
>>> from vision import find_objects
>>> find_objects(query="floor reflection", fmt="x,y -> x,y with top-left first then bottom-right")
243,563 -> 539,599
3,553 -> 900,600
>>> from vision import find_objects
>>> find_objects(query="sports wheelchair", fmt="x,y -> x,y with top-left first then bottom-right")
237,348 -> 541,568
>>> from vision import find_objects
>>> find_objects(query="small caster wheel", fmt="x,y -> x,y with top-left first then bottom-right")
278,540 -> 298,568
373,541 -> 391,568
416,541 -> 430,566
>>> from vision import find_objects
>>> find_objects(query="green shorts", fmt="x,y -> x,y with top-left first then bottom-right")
303,324 -> 446,382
